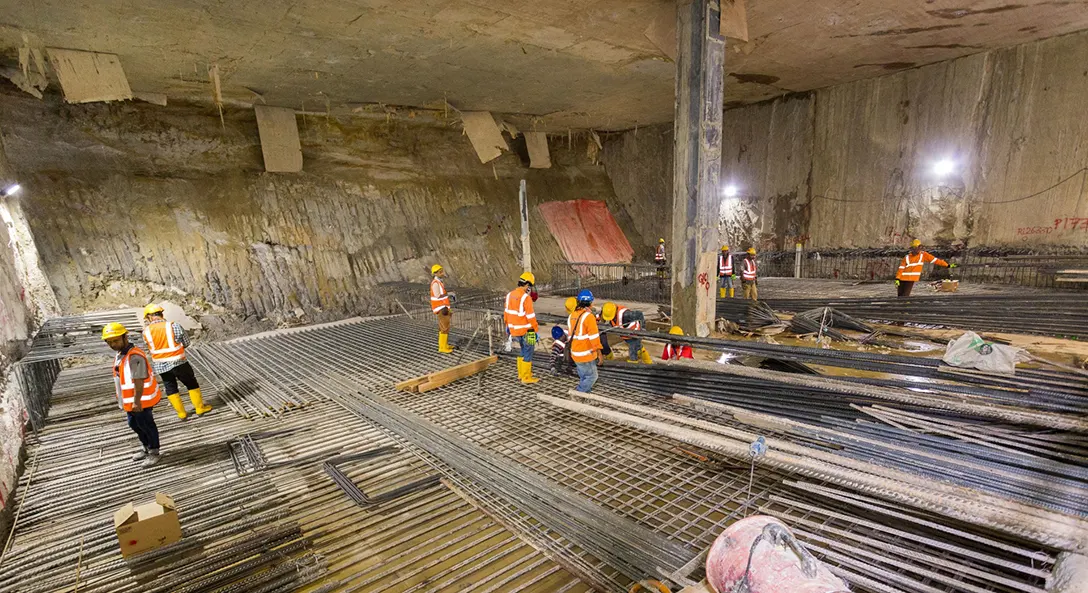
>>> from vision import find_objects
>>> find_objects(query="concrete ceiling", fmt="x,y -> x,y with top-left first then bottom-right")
1,0 -> 1087,130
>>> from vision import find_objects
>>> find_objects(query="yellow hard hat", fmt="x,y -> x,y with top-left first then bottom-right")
669,326 -> 684,336
564,297 -> 577,313
519,271 -> 536,285
747,247 -> 756,255
659,238 -> 665,243
601,302 -> 618,321
143,303 -> 164,318
721,245 -> 729,251
431,264 -> 443,274
101,322 -> 128,340
910,239 -> 922,248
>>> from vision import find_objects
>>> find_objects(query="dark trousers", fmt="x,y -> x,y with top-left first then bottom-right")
127,408 -> 160,451
897,280 -> 915,298
160,362 -> 199,395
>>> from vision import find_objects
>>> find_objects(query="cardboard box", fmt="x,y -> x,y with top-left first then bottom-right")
935,279 -> 960,293
114,493 -> 182,557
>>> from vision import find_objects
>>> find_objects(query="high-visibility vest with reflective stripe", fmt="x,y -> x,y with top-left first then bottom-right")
655,244 -> 666,262
503,287 -> 538,337
718,253 -> 733,276
113,347 -> 161,412
610,307 -> 642,331
143,320 -> 185,362
896,251 -> 947,281
430,277 -> 450,313
567,310 -> 602,363
663,344 -> 694,360
742,258 -> 757,281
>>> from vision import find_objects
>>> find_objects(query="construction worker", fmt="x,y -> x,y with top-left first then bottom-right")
102,322 -> 163,467
550,325 -> 572,375
654,238 -> 667,282
142,304 -> 211,419
896,239 -> 954,297
504,272 -> 540,384
718,245 -> 736,298
430,264 -> 455,353
742,248 -> 758,300
568,290 -> 603,392
662,326 -> 694,360
600,302 -> 652,364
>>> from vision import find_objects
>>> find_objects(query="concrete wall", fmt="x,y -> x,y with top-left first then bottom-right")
0,86 -> 643,322
602,30 -> 1088,252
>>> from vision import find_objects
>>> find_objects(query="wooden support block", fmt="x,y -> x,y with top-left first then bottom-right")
254,105 -> 303,172
47,48 -> 133,103
395,355 -> 498,392
525,132 -> 551,169
720,0 -> 749,42
417,355 -> 498,392
461,112 -> 508,163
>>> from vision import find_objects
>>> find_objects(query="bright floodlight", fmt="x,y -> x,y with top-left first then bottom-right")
722,185 -> 739,197
1,184 -> 19,197
933,159 -> 955,177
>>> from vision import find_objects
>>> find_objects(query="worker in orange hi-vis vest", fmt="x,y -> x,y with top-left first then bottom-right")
741,248 -> 759,300
718,245 -> 736,298
662,326 -> 695,360
103,322 -> 164,468
504,272 -> 540,384
429,264 -> 456,353
567,290 -> 604,392
895,239 -> 955,298
142,304 -> 210,420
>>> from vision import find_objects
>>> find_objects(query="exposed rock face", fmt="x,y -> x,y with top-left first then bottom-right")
603,30 -> 1088,251
0,87 -> 645,321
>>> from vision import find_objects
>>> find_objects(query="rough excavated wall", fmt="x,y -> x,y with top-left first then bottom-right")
0,86 -> 641,321
602,30 -> 1088,251
600,124 -> 674,261
0,126 -> 32,522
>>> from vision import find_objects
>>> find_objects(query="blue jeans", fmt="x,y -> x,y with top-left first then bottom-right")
516,335 -> 534,363
720,275 -> 734,289
624,338 -> 642,361
127,408 -> 160,451
575,361 -> 598,392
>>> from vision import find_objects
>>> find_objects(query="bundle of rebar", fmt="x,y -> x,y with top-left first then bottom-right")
21,309 -> 143,363
729,293 -> 1088,339
715,299 -> 785,332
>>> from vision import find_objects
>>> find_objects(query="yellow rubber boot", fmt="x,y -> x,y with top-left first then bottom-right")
638,348 -> 653,365
521,361 -> 540,384
719,287 -> 725,298
188,388 -> 212,415
438,333 -> 454,353
728,287 -> 735,298
166,393 -> 188,420
516,357 -> 525,381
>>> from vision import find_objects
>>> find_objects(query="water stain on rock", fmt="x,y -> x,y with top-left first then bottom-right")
729,73 -> 780,85
853,62 -> 917,71
928,5 -> 1023,19
908,43 -> 982,49
835,24 -> 962,37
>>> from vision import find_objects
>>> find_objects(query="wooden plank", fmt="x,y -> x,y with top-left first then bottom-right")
47,48 -> 133,103
525,132 -> 551,169
720,0 -> 749,42
417,356 -> 498,393
460,112 -> 508,163
394,377 -> 429,392
254,105 -> 303,172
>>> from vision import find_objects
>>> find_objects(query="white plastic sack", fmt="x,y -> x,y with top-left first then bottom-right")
942,331 -> 1029,374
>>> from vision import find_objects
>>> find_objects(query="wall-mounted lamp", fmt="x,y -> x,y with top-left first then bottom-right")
1,183 -> 21,198
932,159 -> 955,178
722,184 -> 739,198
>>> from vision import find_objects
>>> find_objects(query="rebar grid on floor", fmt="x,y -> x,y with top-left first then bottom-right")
1,364 -> 588,593
183,316 -> 1059,593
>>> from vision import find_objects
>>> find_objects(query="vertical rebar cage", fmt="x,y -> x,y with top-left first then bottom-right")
12,359 -> 61,433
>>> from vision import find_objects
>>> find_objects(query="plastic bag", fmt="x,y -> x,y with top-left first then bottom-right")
943,331 -> 1028,374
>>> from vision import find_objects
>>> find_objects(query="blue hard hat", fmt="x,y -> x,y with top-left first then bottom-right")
576,289 -> 594,303
551,326 -> 564,340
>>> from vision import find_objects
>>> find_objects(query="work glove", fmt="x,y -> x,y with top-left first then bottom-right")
526,331 -> 537,346
732,274 -> 738,279
894,279 -> 900,286
949,263 -> 958,269
503,335 -> 513,352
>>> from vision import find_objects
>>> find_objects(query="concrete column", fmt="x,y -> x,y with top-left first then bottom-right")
670,0 -> 725,337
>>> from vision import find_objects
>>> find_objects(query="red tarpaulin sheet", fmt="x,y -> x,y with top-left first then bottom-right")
538,199 -> 634,264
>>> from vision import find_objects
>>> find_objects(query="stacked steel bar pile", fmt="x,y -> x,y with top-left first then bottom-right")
20,309 -> 143,363
4,362 -> 585,593
184,317 -> 1066,593
721,293 -> 1088,339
